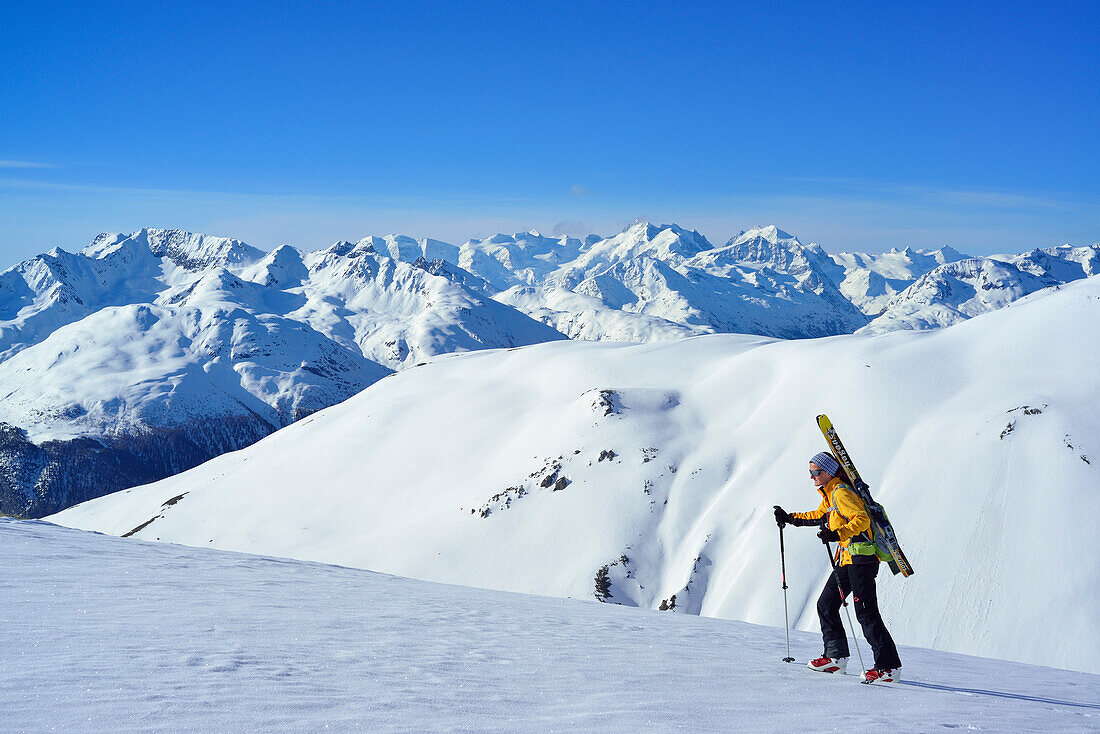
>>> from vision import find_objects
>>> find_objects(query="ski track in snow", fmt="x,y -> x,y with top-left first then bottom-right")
2,519 -> 1097,732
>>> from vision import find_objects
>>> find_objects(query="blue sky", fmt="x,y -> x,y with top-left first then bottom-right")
2,1 -> 1098,262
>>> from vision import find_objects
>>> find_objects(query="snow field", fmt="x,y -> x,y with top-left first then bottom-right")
3,519 -> 1097,732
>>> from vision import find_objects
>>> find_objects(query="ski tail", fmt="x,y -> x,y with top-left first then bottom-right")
816,414 -> 915,578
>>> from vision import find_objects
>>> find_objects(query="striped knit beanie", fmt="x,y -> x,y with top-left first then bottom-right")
810,451 -> 840,477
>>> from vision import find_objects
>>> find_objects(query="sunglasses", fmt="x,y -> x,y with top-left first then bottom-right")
809,469 -> 825,477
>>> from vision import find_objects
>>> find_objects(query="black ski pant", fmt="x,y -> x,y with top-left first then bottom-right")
817,560 -> 902,670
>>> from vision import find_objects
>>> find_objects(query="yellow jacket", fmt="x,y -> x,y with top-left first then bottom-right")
792,477 -> 874,566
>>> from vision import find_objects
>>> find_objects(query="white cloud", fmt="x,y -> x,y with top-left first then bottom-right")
771,176 -> 1082,212
551,221 -> 588,236
0,160 -> 62,170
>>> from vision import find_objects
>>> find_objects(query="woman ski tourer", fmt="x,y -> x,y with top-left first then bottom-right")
773,451 -> 902,684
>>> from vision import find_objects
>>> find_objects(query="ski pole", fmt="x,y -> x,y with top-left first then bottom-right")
823,536 -> 866,674
779,523 -> 794,663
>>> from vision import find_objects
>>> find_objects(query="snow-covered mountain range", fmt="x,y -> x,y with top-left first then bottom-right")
353,223 -> 872,341
3,223 -> 1097,516
861,245 -> 1100,332
52,275 -> 1100,673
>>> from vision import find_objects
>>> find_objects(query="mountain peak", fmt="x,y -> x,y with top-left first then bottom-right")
727,226 -> 802,251
620,220 -> 661,238
326,240 -> 363,257
618,220 -> 703,242
938,245 -> 970,260
245,245 -> 307,289
81,232 -> 129,258
107,228 -> 268,271
615,221 -> 709,252
732,225 -> 797,245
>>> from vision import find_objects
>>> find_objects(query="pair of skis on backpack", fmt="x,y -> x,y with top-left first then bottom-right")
817,414 -> 914,577
806,655 -> 899,684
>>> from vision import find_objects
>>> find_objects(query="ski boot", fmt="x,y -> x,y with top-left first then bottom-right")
860,667 -> 899,684
807,656 -> 848,674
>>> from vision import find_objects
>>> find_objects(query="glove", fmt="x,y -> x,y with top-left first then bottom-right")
773,505 -> 792,527
817,527 -> 840,543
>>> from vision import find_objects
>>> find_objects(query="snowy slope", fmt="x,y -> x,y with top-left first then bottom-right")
495,283 -> 704,341
4,519 -> 1097,732
53,275 -> 1100,673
